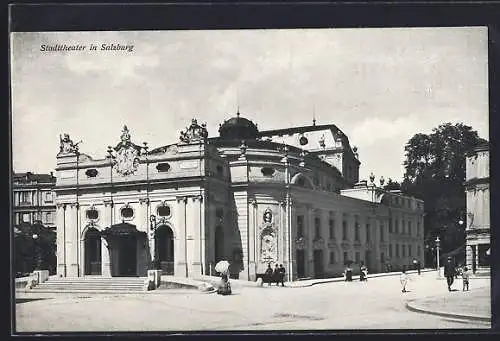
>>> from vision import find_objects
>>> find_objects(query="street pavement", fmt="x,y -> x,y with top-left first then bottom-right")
15,270 -> 492,333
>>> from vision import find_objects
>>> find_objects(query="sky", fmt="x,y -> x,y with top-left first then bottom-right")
10,27 -> 489,182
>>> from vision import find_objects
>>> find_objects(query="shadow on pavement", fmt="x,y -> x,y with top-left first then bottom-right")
16,298 -> 47,304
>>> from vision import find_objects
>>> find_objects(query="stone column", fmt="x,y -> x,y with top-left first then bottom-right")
186,195 -> 202,276
175,196 -> 188,277
248,199 -> 257,281
66,203 -> 79,277
197,195 -> 206,275
56,203 -> 67,277
475,244 -> 480,270
103,200 -> 114,276
306,205 -> 314,277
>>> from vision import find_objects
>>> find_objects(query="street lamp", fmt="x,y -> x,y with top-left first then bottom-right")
32,233 -> 41,270
435,236 -> 441,277
150,215 -> 160,270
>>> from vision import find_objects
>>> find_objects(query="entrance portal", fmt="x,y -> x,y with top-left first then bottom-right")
155,225 -> 174,275
296,249 -> 305,278
84,227 -> 102,275
313,249 -> 324,279
118,235 -> 137,277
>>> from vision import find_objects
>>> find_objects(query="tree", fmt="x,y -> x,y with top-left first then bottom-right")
401,123 -> 487,266
13,221 -> 56,276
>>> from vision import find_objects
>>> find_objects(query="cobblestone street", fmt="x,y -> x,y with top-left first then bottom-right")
15,271 -> 491,332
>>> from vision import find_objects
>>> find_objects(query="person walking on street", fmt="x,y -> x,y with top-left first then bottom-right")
273,264 -> 280,286
462,266 -> 471,291
417,259 -> 421,275
400,268 -> 409,293
278,264 -> 286,287
265,264 -> 273,286
444,256 -> 455,291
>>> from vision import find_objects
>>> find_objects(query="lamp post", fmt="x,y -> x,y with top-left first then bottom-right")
435,236 -> 441,277
150,215 -> 159,270
32,233 -> 41,270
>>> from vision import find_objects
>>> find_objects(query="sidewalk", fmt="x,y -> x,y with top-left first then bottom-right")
406,285 -> 491,323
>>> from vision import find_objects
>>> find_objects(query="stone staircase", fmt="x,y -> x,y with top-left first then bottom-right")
29,276 -> 147,293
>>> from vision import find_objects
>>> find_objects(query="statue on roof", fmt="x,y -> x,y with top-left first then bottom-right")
114,125 -> 140,176
179,118 -> 208,143
58,133 -> 77,155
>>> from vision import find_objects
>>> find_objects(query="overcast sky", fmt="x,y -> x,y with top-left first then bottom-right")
11,27 -> 488,182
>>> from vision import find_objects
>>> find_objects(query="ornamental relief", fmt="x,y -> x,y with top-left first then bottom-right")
295,237 -> 306,250
327,239 -> 337,249
313,238 -> 325,249
259,208 -> 277,263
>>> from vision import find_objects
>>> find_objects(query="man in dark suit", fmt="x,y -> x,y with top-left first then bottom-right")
278,264 -> 286,287
444,256 -> 455,291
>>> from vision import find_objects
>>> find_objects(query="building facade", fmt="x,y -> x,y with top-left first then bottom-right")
12,172 -> 57,230
465,143 -> 490,272
54,115 -> 424,280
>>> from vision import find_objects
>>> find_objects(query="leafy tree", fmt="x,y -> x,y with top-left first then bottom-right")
13,221 -> 56,276
401,123 -> 487,266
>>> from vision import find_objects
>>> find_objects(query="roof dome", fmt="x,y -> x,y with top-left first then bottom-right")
218,112 -> 259,139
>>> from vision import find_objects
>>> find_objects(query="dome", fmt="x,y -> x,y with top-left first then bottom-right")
218,112 -> 259,139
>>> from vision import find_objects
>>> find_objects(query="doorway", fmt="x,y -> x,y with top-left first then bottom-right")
313,249 -> 324,279
296,249 -> 305,278
118,235 -> 137,277
84,227 -> 102,275
155,225 -> 174,275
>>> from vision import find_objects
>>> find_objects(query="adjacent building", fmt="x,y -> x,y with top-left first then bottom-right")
12,172 -> 57,230
465,143 -> 490,272
54,115 -> 424,280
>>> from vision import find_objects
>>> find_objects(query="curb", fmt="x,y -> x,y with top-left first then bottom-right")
287,269 -> 436,288
405,300 -> 491,323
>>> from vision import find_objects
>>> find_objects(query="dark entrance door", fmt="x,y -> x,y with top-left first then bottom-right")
296,249 -> 305,278
119,235 -> 137,277
155,225 -> 174,275
84,228 -> 102,275
313,249 -> 324,279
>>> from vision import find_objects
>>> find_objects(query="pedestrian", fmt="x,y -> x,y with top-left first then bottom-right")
462,266 -> 471,291
273,264 -> 280,286
400,268 -> 409,293
217,272 -> 232,295
278,264 -> 286,287
360,263 -> 368,282
444,256 -> 455,291
264,264 -> 273,286
344,264 -> 353,282
417,260 -> 421,275
413,259 -> 418,271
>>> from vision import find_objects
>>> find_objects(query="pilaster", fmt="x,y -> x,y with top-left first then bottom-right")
56,203 -> 67,277
175,196 -> 188,277
66,202 -> 79,277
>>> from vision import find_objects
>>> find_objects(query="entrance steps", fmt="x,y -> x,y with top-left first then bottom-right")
29,276 -> 147,293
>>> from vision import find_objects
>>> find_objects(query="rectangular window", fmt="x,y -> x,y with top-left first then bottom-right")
417,220 -> 420,236
380,223 -> 385,242
45,191 -> 53,202
366,223 -> 371,242
329,218 -> 335,239
402,244 -> 406,257
314,217 -> 321,239
355,252 -> 360,263
329,251 -> 335,264
297,215 -> 304,238
45,212 -> 53,224
395,219 -> 399,234
389,244 -> 393,257
417,245 -> 421,257
343,251 -> 348,263
22,213 -> 30,222
401,220 -> 405,234
354,216 -> 360,241
408,221 -> 412,236
380,252 -> 385,263
342,217 -> 348,240
409,244 -> 412,257
388,218 -> 392,233
396,244 -> 400,257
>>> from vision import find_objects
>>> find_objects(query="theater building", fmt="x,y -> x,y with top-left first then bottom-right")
54,114 -> 424,281
465,143 -> 490,272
